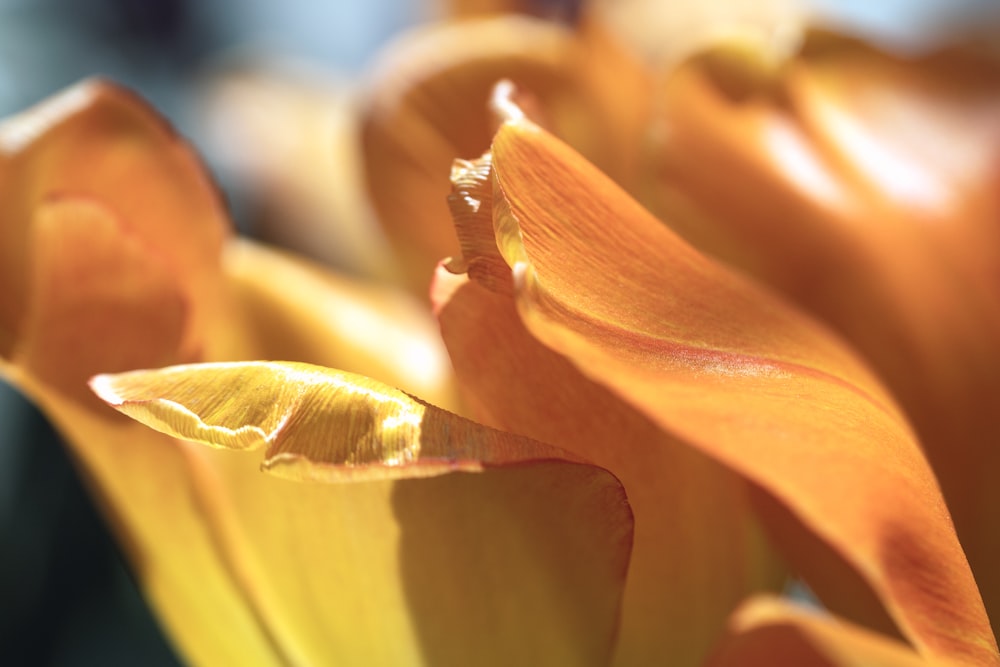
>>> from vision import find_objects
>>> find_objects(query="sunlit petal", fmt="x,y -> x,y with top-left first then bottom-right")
91,360 -> 634,665
479,109 -> 997,664
220,238 -> 457,410
656,34 -> 1000,630
437,156 -> 783,666
0,366 -> 285,666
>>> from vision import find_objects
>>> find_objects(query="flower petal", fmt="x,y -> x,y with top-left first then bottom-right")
12,196 -> 187,402
360,15 -> 650,291
220,238 -> 457,410
705,596 -> 927,667
478,114 -> 997,664
91,360 -> 633,665
198,65 -> 396,279
655,35 -> 1000,630
437,160 -> 784,666
0,368 -> 286,666
0,79 -> 230,360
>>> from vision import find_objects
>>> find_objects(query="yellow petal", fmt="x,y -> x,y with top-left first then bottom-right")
656,34 -> 1000,631
220,238 -> 457,410
705,596 -> 929,667
0,78 -> 230,361
1,366 -> 285,666
480,113 -> 997,664
437,156 -> 783,666
12,197 -> 187,402
198,65 -> 396,279
360,15 -> 650,292
91,360 -> 633,665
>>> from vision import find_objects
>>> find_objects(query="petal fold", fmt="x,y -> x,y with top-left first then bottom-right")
437,150 -> 783,666
654,34 -> 1000,631
360,15 -> 650,291
91,360 -> 634,666
476,114 -> 997,664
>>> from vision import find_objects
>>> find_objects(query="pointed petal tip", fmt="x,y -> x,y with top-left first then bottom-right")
88,372 -> 124,407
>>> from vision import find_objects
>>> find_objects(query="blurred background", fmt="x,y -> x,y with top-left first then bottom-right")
0,0 -> 996,664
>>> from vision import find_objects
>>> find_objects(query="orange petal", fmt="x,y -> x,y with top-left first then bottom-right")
479,114 -> 997,664
705,596 -> 928,667
12,196 -> 187,403
220,238 -> 457,410
91,360 -> 633,665
0,79 -> 230,360
655,34 -> 1000,630
437,158 -> 783,666
360,15 -> 650,292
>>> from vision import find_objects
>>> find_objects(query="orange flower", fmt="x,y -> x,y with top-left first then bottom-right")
4,9 -> 1000,667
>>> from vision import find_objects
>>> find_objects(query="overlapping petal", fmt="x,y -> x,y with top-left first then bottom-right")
437,154 -> 783,666
360,14 -> 650,291
91,361 -> 634,666
13,196 -> 187,403
654,33 -> 1000,630
436,101 -> 997,664
0,80 -> 528,665
198,66 -> 396,278
220,238 -> 457,409
0,79 -> 230,363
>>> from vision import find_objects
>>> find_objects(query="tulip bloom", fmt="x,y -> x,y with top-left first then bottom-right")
3,11 -> 1000,667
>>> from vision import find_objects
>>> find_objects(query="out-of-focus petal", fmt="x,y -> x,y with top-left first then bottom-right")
221,238 -> 457,410
0,79 -> 230,361
360,15 -> 650,291
11,197 -> 186,403
479,113 -> 998,664
198,63 -> 396,279
655,34 -> 1000,629
92,361 -> 633,666
705,596 -> 929,667
436,157 -> 783,666
587,0 -> 804,66
442,0 -> 579,19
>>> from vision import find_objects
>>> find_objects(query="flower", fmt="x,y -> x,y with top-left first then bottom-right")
3,8 -> 1000,667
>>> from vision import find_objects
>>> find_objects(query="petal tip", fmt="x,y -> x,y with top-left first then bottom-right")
88,372 -> 125,407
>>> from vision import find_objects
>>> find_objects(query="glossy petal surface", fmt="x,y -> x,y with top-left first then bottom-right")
655,35 -> 1000,630
482,116 -> 997,664
706,597 -> 929,667
437,159 -> 782,666
92,360 -> 633,666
